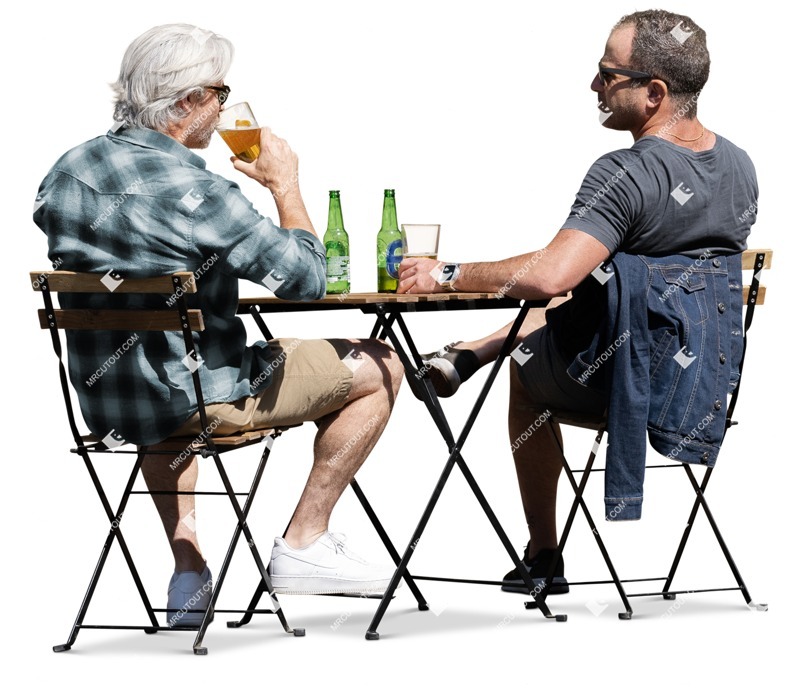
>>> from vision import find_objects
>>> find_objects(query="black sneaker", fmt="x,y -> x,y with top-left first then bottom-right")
501,545 -> 569,595
416,342 -> 481,398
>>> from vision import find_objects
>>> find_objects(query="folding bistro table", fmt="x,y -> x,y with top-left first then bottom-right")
238,292 -> 567,639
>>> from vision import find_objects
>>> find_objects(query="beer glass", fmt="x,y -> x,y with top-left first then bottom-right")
216,102 -> 261,162
401,224 -> 440,260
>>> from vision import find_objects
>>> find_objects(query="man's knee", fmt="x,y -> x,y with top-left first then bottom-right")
332,338 -> 403,398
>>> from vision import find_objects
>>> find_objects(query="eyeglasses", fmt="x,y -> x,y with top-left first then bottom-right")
597,63 -> 661,87
204,85 -> 231,105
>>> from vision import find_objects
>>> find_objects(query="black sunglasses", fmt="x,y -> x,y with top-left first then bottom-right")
205,85 -> 231,105
598,63 -> 665,87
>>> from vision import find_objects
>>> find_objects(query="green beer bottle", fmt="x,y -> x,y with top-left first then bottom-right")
376,189 -> 403,292
324,190 -> 350,294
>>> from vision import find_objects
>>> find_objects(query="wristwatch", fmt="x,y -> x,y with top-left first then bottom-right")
436,263 -> 461,291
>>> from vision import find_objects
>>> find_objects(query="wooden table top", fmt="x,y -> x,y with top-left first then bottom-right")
240,291 -> 518,306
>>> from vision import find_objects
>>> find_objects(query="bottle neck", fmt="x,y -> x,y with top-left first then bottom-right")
381,195 -> 399,232
327,196 -> 345,232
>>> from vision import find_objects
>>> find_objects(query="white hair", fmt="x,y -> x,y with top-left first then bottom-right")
112,23 -> 234,131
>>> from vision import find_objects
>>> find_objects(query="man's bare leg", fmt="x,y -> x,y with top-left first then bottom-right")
457,296 -> 569,366
507,364 -> 563,555
284,339 -> 403,548
140,454 -> 206,573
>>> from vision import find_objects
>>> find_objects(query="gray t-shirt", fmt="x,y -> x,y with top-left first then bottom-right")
548,133 -> 758,358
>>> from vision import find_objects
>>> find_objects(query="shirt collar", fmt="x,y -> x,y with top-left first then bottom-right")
107,124 -> 208,169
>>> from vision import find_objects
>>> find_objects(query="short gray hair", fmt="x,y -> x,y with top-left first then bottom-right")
614,10 -> 709,118
112,24 -> 234,131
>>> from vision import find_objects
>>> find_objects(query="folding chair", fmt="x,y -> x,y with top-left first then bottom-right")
540,249 -> 771,618
32,269 -> 306,654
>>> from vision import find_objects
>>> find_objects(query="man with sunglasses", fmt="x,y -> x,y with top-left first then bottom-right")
34,24 -> 404,624
398,10 -> 758,593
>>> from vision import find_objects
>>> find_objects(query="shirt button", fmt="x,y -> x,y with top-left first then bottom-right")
717,302 -> 726,313
719,353 -> 727,364
714,400 -> 723,410
712,258 -> 722,268
701,452 -> 710,463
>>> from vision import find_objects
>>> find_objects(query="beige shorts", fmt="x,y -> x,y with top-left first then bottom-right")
171,338 -> 354,437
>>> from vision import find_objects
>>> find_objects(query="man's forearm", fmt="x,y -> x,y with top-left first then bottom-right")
273,187 -> 317,238
455,251 -> 554,299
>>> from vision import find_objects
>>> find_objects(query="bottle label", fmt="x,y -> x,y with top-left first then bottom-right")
327,255 -> 350,281
385,239 -> 403,279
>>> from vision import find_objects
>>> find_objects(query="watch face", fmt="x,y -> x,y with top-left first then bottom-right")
440,264 -> 458,282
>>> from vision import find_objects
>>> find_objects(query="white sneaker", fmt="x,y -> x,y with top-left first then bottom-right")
166,565 -> 213,627
269,532 -> 398,595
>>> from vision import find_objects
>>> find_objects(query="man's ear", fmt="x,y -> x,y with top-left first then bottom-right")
646,80 -> 667,108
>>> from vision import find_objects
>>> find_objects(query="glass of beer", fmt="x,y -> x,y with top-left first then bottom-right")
216,102 -> 261,162
401,224 -> 440,260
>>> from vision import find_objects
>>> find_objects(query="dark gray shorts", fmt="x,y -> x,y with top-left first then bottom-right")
514,326 -> 607,417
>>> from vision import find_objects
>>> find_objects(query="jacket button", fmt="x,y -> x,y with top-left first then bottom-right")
712,258 -> 722,268
701,452 -> 710,463
714,400 -> 722,410
717,302 -> 726,313
719,353 -> 726,364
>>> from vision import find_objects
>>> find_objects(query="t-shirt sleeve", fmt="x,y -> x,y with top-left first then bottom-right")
560,151 -> 642,255
190,178 -> 327,300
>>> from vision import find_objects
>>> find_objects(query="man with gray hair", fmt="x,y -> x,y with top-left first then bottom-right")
34,23 -> 403,624
399,10 -> 757,593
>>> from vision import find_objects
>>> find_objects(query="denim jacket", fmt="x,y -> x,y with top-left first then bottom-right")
567,252 -> 744,521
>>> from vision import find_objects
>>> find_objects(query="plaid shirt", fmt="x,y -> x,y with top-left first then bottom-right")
33,125 -> 326,445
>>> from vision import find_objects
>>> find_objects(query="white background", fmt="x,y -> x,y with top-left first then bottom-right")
2,0 -> 793,691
